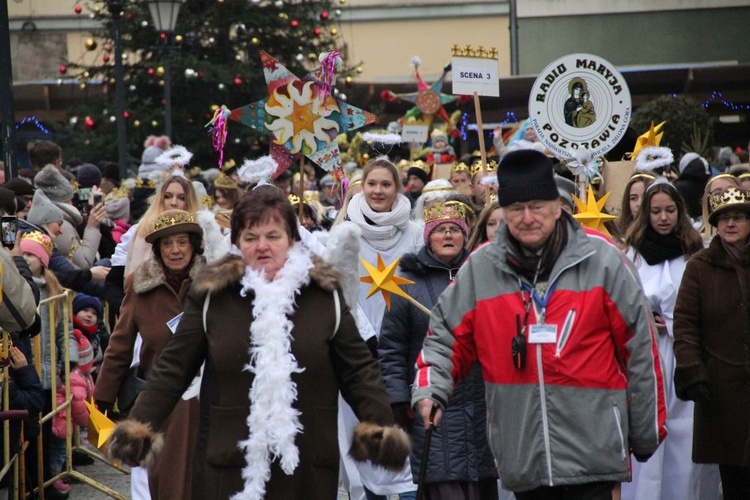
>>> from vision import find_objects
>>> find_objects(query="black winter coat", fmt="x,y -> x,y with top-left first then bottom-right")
378,247 -> 495,484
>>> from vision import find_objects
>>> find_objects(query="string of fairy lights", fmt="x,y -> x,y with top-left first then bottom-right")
15,91 -> 750,141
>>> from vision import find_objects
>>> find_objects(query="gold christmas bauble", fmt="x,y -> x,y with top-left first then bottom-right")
330,28 -> 338,35
251,37 -> 259,45
175,35 -> 183,43
85,38 -> 97,51
156,66 -> 165,76
134,120 -> 141,127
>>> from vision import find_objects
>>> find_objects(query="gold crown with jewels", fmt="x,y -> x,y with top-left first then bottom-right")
423,201 -> 468,224
709,187 -> 750,213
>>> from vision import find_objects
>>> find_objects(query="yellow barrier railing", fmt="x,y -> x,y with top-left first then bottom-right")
29,290 -> 128,500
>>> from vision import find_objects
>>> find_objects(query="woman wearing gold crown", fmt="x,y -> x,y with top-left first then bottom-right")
379,201 -> 497,499
212,172 -> 241,212
95,209 -> 205,499
111,175 -> 199,276
674,186 -> 750,500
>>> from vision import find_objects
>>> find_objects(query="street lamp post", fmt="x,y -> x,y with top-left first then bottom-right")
0,0 -> 18,179
108,0 -> 128,181
148,0 -> 184,142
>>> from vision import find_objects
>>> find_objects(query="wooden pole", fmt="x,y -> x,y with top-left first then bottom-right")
405,294 -> 432,316
577,175 -> 587,205
473,91 -> 491,207
298,157 -> 306,222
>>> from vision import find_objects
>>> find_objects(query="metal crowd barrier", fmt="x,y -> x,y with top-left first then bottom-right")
26,290 -> 128,500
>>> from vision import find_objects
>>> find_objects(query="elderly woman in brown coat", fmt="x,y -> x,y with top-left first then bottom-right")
107,186 -> 409,500
95,209 -> 205,499
674,186 -> 750,500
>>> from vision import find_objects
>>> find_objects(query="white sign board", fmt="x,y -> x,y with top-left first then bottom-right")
452,56 -> 499,97
401,124 -> 429,144
528,53 -> 631,159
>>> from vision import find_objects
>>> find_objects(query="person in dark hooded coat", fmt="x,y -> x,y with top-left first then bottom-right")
673,153 -> 711,220
378,201 -> 497,499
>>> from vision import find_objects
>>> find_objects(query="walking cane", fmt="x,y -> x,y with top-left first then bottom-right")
416,404 -> 438,500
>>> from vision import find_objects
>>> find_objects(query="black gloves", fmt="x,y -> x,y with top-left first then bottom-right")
391,403 -> 413,430
684,382 -> 711,404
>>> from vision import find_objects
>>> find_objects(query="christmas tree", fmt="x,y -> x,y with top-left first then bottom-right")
55,0 -> 351,170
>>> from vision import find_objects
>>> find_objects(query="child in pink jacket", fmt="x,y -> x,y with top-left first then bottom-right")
50,330 -> 95,492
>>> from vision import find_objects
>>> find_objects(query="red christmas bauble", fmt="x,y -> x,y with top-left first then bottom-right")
74,5 -> 82,14
123,111 -> 130,119
290,20 -> 299,28
102,54 -> 110,63
320,11 -> 329,20
147,68 -> 155,76
59,65 -> 67,74
104,44 -> 112,52
159,32 -> 167,40
84,117 -> 95,129
313,27 -> 322,36
234,77 -> 242,86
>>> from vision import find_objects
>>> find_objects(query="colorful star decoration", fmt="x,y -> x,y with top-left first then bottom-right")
629,120 -> 666,160
573,185 -> 618,236
382,60 -> 459,132
230,51 -> 377,177
360,254 -> 414,311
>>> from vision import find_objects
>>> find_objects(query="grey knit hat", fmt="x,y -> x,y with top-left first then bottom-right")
34,165 -> 75,202
105,197 -> 130,220
138,146 -> 168,176
27,190 -> 64,227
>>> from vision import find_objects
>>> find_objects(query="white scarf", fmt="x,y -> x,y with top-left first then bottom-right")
231,243 -> 314,500
346,192 -> 412,251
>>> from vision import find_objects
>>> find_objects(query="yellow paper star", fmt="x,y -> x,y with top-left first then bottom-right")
629,121 -> 666,160
573,185 -> 618,236
360,253 -> 415,311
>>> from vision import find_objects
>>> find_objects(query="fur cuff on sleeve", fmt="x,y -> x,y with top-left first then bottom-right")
349,422 -> 411,472
108,419 -> 164,469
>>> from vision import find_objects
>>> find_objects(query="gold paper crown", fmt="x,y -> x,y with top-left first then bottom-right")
423,201 -> 468,225
451,162 -> 471,174
188,166 -> 203,179
709,187 -> 750,214
446,200 -> 475,217
152,211 -> 196,232
470,160 -> 498,177
222,159 -> 236,172
134,178 -> 156,189
450,44 -> 498,60
105,185 -> 129,201
409,160 -> 430,173
21,231 -> 53,256
214,172 -> 238,190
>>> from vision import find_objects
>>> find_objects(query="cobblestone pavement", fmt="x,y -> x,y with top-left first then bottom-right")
67,444 -> 130,499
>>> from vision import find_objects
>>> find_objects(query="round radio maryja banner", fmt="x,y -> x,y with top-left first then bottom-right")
528,53 -> 631,159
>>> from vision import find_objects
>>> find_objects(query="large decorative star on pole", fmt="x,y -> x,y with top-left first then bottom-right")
573,185 -> 618,236
381,58 -> 459,131
360,253 -> 432,315
230,51 -> 377,177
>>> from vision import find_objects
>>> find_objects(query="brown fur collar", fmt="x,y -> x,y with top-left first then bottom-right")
693,236 -> 750,269
192,251 -> 341,295
132,256 -> 205,294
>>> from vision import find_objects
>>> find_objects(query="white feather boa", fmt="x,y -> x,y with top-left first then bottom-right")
231,243 -> 314,500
